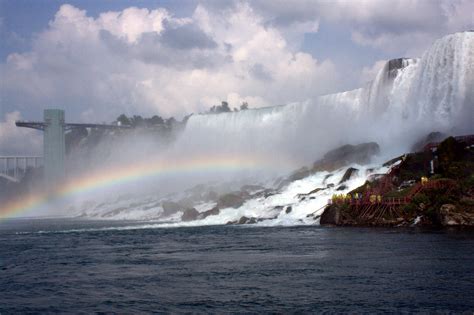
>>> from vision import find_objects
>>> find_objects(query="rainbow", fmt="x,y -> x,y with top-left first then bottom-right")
0,154 -> 289,220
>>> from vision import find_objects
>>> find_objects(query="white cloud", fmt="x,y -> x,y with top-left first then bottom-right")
319,0 -> 474,54
250,0 -> 473,55
0,112 -> 42,155
0,3 -> 340,122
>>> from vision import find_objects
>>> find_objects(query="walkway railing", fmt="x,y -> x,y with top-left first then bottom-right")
328,179 -> 456,207
0,156 -> 43,182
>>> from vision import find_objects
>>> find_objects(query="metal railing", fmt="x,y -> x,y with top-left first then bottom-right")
0,156 -> 43,182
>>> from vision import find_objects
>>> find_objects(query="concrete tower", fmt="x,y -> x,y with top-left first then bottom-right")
43,109 -> 65,188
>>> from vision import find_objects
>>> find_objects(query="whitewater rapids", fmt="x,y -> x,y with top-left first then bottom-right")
77,163 -> 391,226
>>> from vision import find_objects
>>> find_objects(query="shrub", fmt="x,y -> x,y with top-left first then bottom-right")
412,193 -> 430,206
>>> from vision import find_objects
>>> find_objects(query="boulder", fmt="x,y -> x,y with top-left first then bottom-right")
285,206 -> 292,214
199,206 -> 220,219
437,204 -> 474,226
339,167 -> 359,184
237,216 -> 257,224
336,184 -> 348,191
181,208 -> 200,222
217,192 -> 247,208
320,205 -> 341,225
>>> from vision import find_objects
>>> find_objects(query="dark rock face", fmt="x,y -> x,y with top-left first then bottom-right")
339,167 -> 359,184
285,206 -> 292,214
320,205 -> 340,225
199,206 -> 220,219
437,204 -> 474,226
181,208 -> 200,221
386,58 -> 411,79
313,142 -> 380,172
297,187 -> 325,199
238,216 -> 257,224
217,192 -> 247,208
411,131 -> 447,152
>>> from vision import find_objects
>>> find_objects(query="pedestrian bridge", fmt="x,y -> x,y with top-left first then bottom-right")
0,156 -> 43,183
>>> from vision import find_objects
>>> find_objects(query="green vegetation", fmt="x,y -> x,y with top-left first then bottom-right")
209,101 -> 250,114
116,114 -> 177,128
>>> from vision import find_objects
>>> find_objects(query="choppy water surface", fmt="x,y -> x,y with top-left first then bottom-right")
1,219 -> 473,313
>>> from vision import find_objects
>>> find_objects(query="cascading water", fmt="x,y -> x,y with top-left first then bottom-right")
75,32 -> 474,223
176,32 -> 474,165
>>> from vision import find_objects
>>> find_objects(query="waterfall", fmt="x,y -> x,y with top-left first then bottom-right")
74,32 -> 474,222
176,32 -> 474,165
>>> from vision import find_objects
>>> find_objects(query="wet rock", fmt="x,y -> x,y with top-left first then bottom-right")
323,174 -> 333,184
217,192 -> 247,209
339,167 -> 359,184
285,206 -> 292,214
438,204 -> 474,226
263,189 -> 277,198
387,58 -> 412,79
336,185 -> 348,191
181,208 -> 200,222
238,216 -> 250,224
199,206 -> 220,219
327,183 -> 335,188
320,205 -> 341,225
237,216 -> 257,224
297,187 -> 325,198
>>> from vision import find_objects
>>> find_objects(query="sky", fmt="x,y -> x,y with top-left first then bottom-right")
0,0 -> 473,155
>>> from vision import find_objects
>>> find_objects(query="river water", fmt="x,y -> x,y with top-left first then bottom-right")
1,219 -> 473,313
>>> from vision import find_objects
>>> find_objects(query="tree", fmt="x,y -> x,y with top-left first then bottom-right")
221,101 -> 230,112
131,115 -> 144,127
240,101 -> 249,110
117,114 -> 131,126
165,117 -> 177,127
209,101 -> 232,114
148,115 -> 164,125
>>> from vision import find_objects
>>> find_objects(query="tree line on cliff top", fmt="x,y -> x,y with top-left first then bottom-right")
115,101 -> 250,128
